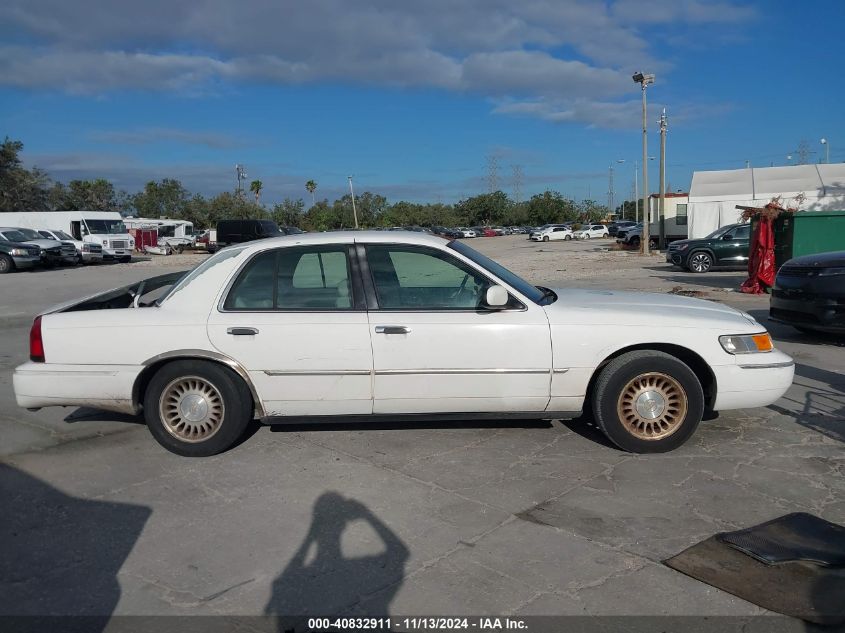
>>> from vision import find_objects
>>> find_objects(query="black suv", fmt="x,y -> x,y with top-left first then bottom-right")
216,219 -> 283,248
770,250 -> 845,334
666,223 -> 751,273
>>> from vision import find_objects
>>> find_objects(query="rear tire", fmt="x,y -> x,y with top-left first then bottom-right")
591,350 -> 704,453
0,254 -> 13,274
143,360 -> 254,457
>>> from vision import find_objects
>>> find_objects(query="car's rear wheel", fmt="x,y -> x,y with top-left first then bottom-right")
591,350 -> 704,453
688,251 -> 713,273
0,254 -> 13,274
144,360 -> 253,456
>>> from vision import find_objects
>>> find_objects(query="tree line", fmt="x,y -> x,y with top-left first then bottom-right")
1,136 -> 624,231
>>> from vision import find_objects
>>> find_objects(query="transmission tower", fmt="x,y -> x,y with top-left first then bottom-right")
235,164 -> 248,197
511,164 -> 524,204
486,154 -> 499,193
794,140 -> 815,165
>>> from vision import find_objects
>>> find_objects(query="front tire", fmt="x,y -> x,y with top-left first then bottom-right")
144,360 -> 254,456
630,236 -> 640,247
0,254 -> 13,274
688,251 -> 713,273
542,235 -> 549,242
591,350 -> 704,453
565,234 -> 571,240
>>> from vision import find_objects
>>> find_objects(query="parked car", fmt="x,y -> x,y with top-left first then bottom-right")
531,226 -> 573,242
0,228 -> 68,267
509,226 -> 525,234
216,219 -> 283,249
666,223 -> 751,273
529,224 -> 567,240
14,231 -> 793,457
472,226 -> 497,237
608,220 -> 637,237
573,224 -> 610,240
769,250 -> 845,334
0,239 -> 41,273
38,229 -> 104,265
457,227 -> 477,238
615,223 -> 641,242
617,225 -> 658,249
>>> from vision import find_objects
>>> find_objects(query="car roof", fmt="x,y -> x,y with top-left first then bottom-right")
236,230 -> 450,255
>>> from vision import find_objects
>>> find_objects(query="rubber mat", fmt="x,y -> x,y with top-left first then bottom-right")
665,534 -> 845,625
718,512 -> 845,567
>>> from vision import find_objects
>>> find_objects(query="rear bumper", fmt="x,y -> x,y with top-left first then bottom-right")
711,350 -> 794,410
13,361 -> 142,415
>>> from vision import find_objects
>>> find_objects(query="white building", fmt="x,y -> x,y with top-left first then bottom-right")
687,163 -> 845,238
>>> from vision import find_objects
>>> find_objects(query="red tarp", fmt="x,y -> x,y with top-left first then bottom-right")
740,217 -> 776,294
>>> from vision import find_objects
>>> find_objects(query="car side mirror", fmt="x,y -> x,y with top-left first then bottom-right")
484,285 -> 509,309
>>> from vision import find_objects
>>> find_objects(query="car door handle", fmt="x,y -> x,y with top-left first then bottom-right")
227,327 -> 259,336
374,325 -> 411,334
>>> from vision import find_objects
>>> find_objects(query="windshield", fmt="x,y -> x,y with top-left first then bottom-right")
449,240 -> 547,305
704,225 -> 731,239
85,219 -> 127,234
52,230 -> 74,240
17,228 -> 43,240
0,229 -> 28,242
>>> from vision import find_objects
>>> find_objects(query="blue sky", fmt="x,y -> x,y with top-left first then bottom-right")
1,0 -> 843,206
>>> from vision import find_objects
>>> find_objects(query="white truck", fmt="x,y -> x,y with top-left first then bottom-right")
123,217 -> 196,251
1,211 -> 135,262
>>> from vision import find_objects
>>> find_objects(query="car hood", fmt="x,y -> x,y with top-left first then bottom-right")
784,250 -> 845,268
19,239 -> 61,249
543,288 -> 762,331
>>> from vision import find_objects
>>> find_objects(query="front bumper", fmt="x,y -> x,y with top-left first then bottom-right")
770,292 -> 845,332
711,349 -> 794,410
81,251 -> 104,263
12,255 -> 40,269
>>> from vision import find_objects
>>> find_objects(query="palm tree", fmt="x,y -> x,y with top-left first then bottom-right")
250,179 -> 263,203
305,180 -> 317,206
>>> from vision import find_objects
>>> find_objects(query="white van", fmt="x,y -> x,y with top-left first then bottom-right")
2,211 -> 135,262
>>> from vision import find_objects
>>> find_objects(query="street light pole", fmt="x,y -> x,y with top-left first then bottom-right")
633,72 -> 654,255
658,108 -> 667,250
821,138 -> 829,164
348,175 -> 359,229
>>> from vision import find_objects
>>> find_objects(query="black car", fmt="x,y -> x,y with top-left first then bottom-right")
608,220 -> 636,237
216,219 -> 283,247
665,223 -> 750,273
770,250 -> 845,334
0,239 -> 41,273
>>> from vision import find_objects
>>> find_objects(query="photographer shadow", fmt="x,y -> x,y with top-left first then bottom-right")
265,492 -> 409,618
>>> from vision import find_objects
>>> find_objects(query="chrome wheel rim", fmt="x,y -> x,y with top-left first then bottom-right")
690,253 -> 711,272
617,372 -> 687,440
159,376 -> 225,443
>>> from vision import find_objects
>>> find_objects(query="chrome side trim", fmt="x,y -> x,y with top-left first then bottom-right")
141,349 -> 266,417
738,361 -> 795,370
264,369 -> 371,376
552,368 -> 570,374
375,368 -> 549,376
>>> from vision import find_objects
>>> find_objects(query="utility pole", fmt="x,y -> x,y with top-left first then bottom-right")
633,71 -> 654,255
235,164 -> 247,198
634,160 -> 639,223
348,175 -> 359,229
658,108 -> 667,250
511,164 -> 523,204
607,164 -> 615,217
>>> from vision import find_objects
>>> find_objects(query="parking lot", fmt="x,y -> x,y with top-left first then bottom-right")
1,235 -> 842,623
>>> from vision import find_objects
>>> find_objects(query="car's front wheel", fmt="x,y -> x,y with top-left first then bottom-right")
144,360 -> 254,456
565,234 -> 571,240
0,254 -> 13,274
591,350 -> 704,453
688,251 -> 713,273
542,235 -> 549,242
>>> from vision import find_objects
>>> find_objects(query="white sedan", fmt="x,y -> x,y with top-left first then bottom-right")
14,232 -> 794,456
531,226 -> 573,242
573,224 -> 610,239
458,227 -> 477,238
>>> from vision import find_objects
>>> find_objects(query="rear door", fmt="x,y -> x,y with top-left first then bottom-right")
361,242 -> 552,414
207,243 -> 373,416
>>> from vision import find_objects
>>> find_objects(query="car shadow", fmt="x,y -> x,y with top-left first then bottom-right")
264,492 -> 409,622
63,407 -> 146,425
0,464 -> 151,625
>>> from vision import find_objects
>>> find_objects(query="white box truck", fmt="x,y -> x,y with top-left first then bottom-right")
1,211 -> 135,262
123,217 -> 196,250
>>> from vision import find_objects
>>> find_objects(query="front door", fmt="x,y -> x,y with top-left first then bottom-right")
362,243 -> 552,414
715,224 -> 751,265
208,244 -> 373,416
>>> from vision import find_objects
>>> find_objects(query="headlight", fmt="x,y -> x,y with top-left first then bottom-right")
818,267 -> 845,276
129,239 -> 135,247
719,332 -> 774,354
10,248 -> 28,256
102,240 -> 108,247
677,243 -> 689,251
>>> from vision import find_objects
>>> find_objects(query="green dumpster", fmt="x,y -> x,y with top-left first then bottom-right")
773,210 -> 845,270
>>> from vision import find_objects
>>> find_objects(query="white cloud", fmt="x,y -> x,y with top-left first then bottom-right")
0,0 -> 756,128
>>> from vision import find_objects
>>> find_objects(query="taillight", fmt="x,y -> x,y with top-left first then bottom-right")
30,316 -> 45,362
